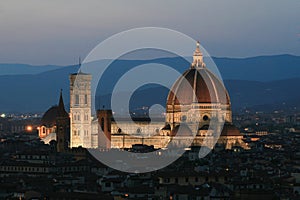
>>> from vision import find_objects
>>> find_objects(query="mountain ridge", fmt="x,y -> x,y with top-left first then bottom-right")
0,55 -> 299,113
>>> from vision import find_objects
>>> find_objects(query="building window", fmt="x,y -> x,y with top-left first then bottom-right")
101,118 -> 104,131
75,94 -> 79,105
84,94 -> 88,104
203,115 -> 209,121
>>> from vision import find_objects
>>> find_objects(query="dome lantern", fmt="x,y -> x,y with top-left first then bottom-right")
192,41 -> 206,69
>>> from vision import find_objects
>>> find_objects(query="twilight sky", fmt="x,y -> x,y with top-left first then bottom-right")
0,0 -> 299,65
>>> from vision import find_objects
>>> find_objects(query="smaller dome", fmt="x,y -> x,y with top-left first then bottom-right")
40,91 -> 69,127
41,106 -> 59,127
170,124 -> 193,137
221,124 -> 242,136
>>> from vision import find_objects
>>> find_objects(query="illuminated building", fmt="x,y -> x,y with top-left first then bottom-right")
69,71 -> 92,148
39,42 -> 248,150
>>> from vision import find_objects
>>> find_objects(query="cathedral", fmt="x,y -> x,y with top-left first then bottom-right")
38,42 -> 248,151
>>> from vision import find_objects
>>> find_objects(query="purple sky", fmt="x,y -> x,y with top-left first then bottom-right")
0,0 -> 299,65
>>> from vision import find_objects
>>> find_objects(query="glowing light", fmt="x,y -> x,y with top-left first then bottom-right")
0,113 -> 5,118
26,126 -> 33,132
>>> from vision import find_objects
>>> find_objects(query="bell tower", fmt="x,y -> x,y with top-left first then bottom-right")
69,69 -> 92,148
56,90 -> 70,152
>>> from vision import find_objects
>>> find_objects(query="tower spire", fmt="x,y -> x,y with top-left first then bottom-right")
192,41 -> 206,68
59,89 -> 64,108
58,89 -> 68,117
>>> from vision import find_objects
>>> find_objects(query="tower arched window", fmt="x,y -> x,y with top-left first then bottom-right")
84,94 -> 88,104
75,95 -> 79,105
101,118 -> 104,131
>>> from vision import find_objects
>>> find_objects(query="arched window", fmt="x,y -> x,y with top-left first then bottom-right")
203,115 -> 209,121
75,95 -> 79,105
101,118 -> 104,131
84,94 -> 88,104
117,128 -> 122,134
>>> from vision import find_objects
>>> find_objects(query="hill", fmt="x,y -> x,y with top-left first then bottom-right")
0,55 -> 299,113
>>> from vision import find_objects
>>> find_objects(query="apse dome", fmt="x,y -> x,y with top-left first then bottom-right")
221,123 -> 242,137
41,106 -> 60,127
40,93 -> 69,127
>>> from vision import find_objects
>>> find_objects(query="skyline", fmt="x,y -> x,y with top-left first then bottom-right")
0,0 -> 299,65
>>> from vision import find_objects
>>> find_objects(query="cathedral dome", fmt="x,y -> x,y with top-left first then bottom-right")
167,68 -> 230,106
166,42 -> 230,109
